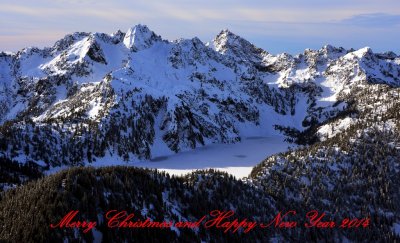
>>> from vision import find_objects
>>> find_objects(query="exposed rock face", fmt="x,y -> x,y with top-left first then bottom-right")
0,24 -> 399,167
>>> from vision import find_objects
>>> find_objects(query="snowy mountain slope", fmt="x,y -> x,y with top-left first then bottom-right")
250,83 -> 400,241
1,25 -> 400,242
0,24 -> 399,168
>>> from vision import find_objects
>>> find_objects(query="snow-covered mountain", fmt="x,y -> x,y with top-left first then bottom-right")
0,24 -> 399,168
1,24 -> 400,242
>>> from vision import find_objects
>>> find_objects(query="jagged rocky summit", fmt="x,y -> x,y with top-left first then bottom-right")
0,24 -> 399,168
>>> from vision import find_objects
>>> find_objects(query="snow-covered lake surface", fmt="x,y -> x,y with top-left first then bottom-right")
136,136 -> 290,178
47,136 -> 290,179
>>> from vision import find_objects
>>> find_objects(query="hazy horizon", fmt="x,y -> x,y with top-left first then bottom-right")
1,0 -> 400,55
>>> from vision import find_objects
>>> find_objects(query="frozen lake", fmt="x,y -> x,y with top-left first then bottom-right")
135,136 -> 290,178
48,136 -> 290,179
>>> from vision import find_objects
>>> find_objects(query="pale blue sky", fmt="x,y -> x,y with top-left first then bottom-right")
1,0 -> 399,54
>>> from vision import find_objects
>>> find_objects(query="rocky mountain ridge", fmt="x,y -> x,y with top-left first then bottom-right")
1,25 -> 400,242
0,24 -> 399,168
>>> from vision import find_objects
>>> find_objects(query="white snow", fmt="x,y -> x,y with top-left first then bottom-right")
93,136 -> 289,179
47,136 -> 290,179
87,98 -> 103,118
393,222 -> 400,236
123,24 -> 160,50
92,228 -> 103,243
317,117 -> 355,140
5,26 -> 400,184
350,47 -> 372,59
3,101 -> 26,121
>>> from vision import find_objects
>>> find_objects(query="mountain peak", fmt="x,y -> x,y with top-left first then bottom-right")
351,46 -> 373,58
212,29 -> 268,61
322,44 -> 346,53
123,24 -> 162,51
218,28 -> 235,36
213,29 -> 242,50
